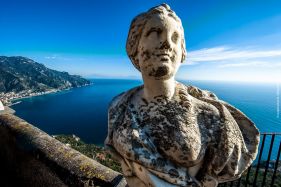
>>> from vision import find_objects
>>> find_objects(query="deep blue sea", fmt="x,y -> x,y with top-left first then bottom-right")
11,79 -> 281,160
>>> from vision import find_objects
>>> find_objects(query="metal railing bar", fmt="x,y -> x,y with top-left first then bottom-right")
246,166 -> 252,187
270,141 -> 281,187
236,176 -> 241,187
261,134 -> 275,187
253,134 -> 266,186
245,165 -> 252,187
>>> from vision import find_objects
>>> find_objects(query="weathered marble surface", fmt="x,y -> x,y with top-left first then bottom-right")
105,3 -> 259,187
0,101 -> 4,111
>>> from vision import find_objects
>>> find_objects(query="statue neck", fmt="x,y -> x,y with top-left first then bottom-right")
142,77 -> 176,101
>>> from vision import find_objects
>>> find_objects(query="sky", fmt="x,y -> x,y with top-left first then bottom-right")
1,0 -> 281,82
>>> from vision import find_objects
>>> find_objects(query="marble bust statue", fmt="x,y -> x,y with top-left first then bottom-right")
105,4 -> 259,187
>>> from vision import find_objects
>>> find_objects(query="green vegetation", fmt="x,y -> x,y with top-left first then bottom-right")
54,134 -> 121,172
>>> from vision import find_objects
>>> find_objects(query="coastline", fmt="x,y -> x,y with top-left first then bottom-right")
0,82 -> 93,107
7,89 -> 61,107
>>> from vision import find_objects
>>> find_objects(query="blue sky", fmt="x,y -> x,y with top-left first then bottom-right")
1,0 -> 281,82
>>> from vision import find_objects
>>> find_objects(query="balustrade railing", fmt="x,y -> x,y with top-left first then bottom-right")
219,133 -> 281,187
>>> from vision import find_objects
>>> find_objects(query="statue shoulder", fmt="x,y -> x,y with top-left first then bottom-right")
185,84 -> 218,100
108,85 -> 143,111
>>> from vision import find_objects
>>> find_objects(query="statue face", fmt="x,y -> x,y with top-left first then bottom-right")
137,14 -> 183,80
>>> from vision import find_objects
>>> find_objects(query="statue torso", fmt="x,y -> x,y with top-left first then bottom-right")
111,82 -> 221,170
106,82 -> 259,186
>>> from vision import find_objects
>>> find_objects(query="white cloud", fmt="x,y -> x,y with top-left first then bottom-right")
44,55 -> 59,59
184,46 -> 281,66
218,61 -> 281,68
180,45 -> 281,82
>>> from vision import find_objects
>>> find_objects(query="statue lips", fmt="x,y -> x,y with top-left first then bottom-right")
155,52 -> 171,62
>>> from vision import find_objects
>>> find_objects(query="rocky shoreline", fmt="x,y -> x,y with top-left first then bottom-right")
0,83 -> 93,106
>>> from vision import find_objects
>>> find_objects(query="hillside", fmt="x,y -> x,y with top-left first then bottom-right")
0,56 -> 90,93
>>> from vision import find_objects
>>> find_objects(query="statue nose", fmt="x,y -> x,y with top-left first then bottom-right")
159,40 -> 171,50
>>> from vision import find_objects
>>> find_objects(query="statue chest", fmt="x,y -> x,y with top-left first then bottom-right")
114,99 -> 210,165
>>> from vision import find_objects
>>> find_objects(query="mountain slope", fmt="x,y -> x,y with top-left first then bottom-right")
0,56 -> 90,93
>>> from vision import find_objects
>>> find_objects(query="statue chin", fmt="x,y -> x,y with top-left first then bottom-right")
147,65 -> 174,80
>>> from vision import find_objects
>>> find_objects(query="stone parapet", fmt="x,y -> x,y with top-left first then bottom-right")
0,113 -> 126,187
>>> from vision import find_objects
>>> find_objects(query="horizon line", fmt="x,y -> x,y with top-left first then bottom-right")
85,77 -> 281,84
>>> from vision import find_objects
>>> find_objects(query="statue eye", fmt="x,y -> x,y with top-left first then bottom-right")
145,28 -> 162,37
171,32 -> 179,43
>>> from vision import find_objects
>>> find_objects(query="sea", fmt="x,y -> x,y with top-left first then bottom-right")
11,79 -> 281,160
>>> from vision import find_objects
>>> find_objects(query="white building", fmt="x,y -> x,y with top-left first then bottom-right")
0,100 -> 4,111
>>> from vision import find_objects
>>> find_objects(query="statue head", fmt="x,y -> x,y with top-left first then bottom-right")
126,4 -> 187,80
